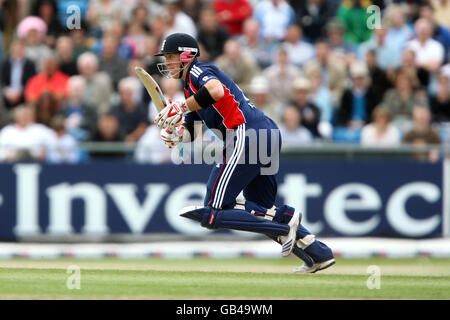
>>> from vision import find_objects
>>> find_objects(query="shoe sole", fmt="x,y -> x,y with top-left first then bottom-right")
281,211 -> 302,257
311,259 -> 336,273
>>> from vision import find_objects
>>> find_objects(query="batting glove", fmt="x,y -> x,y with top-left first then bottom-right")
160,126 -> 185,149
155,100 -> 189,130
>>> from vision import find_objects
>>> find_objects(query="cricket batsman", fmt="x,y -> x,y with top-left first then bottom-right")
153,33 -> 334,273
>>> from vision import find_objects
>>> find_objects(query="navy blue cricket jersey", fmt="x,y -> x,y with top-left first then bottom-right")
183,60 -> 266,139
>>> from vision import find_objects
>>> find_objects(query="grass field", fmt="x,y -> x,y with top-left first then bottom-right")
0,257 -> 450,299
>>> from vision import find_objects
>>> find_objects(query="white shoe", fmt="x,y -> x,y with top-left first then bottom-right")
279,210 -> 302,257
293,258 -> 335,274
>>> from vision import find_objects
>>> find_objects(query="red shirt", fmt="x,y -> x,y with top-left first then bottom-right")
212,0 -> 253,35
25,71 -> 69,104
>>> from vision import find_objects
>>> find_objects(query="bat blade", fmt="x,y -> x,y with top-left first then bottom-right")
135,67 -> 167,112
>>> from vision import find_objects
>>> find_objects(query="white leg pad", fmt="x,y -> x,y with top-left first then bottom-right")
296,234 -> 315,249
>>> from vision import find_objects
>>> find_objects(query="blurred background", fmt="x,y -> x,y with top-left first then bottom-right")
0,0 -> 449,259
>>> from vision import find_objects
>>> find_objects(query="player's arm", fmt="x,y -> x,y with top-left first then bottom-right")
185,79 -> 224,112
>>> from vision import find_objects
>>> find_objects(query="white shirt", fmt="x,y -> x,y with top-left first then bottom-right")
134,125 -> 173,164
164,11 -> 197,39
0,123 -> 56,161
279,124 -> 313,148
47,133 -> 80,163
360,124 -> 401,147
283,41 -> 315,67
254,0 -> 296,41
406,38 -> 445,66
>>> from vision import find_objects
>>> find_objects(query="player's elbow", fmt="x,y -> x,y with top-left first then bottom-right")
205,80 -> 225,101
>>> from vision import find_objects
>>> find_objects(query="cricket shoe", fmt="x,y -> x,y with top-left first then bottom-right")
278,210 -> 302,257
293,258 -> 335,274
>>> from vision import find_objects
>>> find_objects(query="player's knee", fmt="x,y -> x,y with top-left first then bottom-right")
200,207 -> 220,229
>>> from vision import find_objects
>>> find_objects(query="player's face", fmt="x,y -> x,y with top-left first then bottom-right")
163,53 -> 183,79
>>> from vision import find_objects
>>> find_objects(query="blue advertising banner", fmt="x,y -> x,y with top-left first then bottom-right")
0,160 -> 444,240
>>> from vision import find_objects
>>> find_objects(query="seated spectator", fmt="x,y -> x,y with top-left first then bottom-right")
86,0 -> 122,36
395,49 -> 430,90
304,38 -> 347,104
382,68 -> 428,131
59,76 -> 98,141
292,0 -> 335,43
290,77 -> 322,138
0,105 -> 55,162
197,6 -> 230,61
337,0 -> 373,45
365,49 -> 392,100
406,18 -> 445,74
429,72 -> 450,122
282,24 -> 315,68
278,105 -> 313,148
212,0 -> 253,36
112,77 -> 148,143
33,0 -> 65,47
358,26 -> 403,71
384,4 -> 414,58
360,106 -> 401,147
179,0 -> 204,22
432,0 -> 450,30
253,0 -> 296,43
0,39 -> 36,109
47,115 -> 80,163
24,53 -> 69,107
69,25 -> 91,61
34,91 -> 58,127
89,112 -> 126,160
215,38 -> 260,95
237,18 -> 277,69
140,35 -> 164,79
163,0 -> 197,38
77,52 -> 113,115
403,105 -> 441,162
55,36 -> 79,76
99,35 -> 129,91
263,47 -> 303,105
325,18 -> 356,65
123,6 -> 150,59
248,76 -> 283,124
308,68 -> 334,127
134,124 -> 173,164
336,62 -> 381,129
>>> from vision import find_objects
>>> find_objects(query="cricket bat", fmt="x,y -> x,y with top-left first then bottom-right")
134,67 -> 167,112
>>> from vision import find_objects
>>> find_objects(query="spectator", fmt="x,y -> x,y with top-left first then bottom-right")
47,115 -> 81,163
383,4 -> 414,56
290,77 -> 322,138
0,105 -> 55,162
336,62 -> 380,129
24,53 -> 69,107
429,73 -> 450,122
291,0 -> 335,43
77,51 -> 113,115
418,3 -> 450,63
253,0 -> 296,42
55,36 -> 78,76
140,35 -> 164,79
396,48 -> 430,90
148,77 -> 185,122
360,105 -> 401,146
163,0 -> 197,38
122,0 -> 164,23
90,112 -> 127,160
1,39 -> 37,109
99,35 -> 129,91
365,49 -> 392,101
403,105 -> 441,162
406,18 -> 445,74
86,0 -> 122,36
358,26 -> 403,70
33,0 -> 65,47
382,68 -> 428,131
134,124 -> 173,164
69,25 -> 92,61
282,24 -> 315,68
149,14 -> 170,45
248,76 -> 283,123
237,18 -> 277,69
59,75 -> 98,141
263,46 -> 303,105
308,68 -> 334,126
432,0 -> 450,30
215,38 -> 260,95
337,0 -> 372,45
212,0 -> 253,36
180,0 -> 204,22
197,6 -> 230,61
123,5 -> 150,58
112,77 -> 148,143
34,91 -> 58,127
304,38 -> 347,104
278,105 -> 313,148
325,18 -> 356,65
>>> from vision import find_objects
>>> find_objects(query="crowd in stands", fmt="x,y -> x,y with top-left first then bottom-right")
0,0 -> 448,164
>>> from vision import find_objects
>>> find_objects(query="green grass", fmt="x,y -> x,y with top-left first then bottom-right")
1,257 -> 450,299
